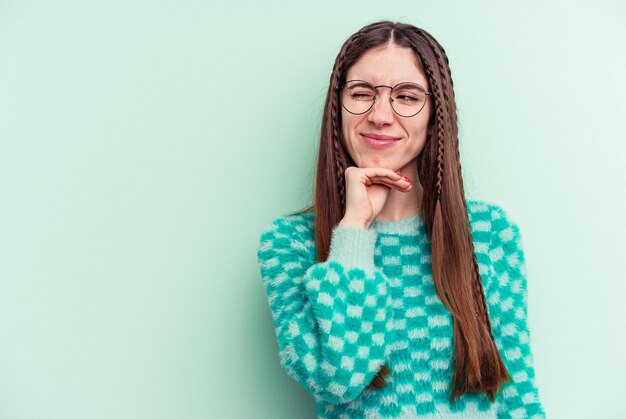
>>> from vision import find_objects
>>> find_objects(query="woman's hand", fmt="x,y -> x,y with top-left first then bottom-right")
339,167 -> 413,229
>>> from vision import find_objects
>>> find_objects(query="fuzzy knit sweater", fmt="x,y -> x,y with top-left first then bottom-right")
257,200 -> 545,418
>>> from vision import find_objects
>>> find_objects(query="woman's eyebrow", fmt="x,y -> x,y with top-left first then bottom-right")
348,81 -> 374,88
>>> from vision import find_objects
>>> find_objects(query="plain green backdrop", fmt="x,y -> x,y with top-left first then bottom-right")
1,1 -> 625,418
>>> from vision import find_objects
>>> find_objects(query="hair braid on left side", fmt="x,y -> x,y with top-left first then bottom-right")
411,46 -> 451,303
423,32 -> 495,339
413,32 -> 451,206
421,27 -> 509,402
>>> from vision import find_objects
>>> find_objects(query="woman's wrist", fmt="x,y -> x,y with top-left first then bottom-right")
339,216 -> 371,230
328,224 -> 377,273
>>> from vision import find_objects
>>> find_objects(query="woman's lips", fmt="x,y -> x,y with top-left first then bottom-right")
361,133 -> 400,148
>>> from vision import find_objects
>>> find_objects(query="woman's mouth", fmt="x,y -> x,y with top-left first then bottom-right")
361,133 -> 400,149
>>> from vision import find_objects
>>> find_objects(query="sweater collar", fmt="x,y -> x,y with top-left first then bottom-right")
371,213 -> 425,235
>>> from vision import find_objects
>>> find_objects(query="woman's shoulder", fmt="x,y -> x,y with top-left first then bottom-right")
466,199 -> 523,250
466,199 -> 519,229
260,210 -> 315,236
258,210 -> 316,254
466,200 -> 528,295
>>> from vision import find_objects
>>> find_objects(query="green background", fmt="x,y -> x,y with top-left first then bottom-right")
1,1 -> 625,418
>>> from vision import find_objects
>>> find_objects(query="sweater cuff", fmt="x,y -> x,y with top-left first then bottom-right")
327,226 -> 377,274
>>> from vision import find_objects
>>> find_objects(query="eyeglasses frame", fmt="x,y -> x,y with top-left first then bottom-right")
337,79 -> 432,118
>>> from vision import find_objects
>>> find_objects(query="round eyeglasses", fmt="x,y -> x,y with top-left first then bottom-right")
338,80 -> 431,118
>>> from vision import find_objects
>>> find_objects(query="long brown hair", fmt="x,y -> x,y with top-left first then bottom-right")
309,21 -> 509,402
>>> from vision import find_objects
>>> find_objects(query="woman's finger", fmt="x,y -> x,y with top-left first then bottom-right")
367,175 -> 413,191
345,166 -> 403,182
344,166 -> 413,192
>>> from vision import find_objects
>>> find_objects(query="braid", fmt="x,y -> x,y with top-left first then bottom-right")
423,34 -> 455,106
419,28 -> 506,399
418,50 -> 446,201
424,33 -> 496,339
330,33 -> 362,209
435,101 -> 445,201
331,88 -> 346,207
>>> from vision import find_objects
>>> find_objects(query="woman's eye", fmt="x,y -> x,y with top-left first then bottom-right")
396,94 -> 420,102
351,91 -> 375,99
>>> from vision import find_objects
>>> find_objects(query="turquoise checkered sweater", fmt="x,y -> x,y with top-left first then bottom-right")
257,200 -> 545,418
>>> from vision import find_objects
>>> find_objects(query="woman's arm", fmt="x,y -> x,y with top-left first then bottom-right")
487,205 -> 546,418
257,214 -> 394,404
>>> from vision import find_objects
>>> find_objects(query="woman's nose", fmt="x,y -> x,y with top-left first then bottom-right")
367,94 -> 395,125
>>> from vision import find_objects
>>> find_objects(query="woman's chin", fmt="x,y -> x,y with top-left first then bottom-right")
356,160 -> 396,170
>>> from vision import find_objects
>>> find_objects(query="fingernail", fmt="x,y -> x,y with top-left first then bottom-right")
403,176 -> 412,183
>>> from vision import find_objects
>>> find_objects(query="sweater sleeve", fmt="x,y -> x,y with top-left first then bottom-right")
487,206 -> 546,418
257,215 -> 394,404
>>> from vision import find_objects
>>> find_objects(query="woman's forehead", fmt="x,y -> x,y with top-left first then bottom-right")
346,44 -> 428,87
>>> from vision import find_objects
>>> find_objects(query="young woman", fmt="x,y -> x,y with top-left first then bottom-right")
257,21 -> 545,418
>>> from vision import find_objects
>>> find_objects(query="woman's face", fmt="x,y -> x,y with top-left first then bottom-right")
341,44 -> 431,174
